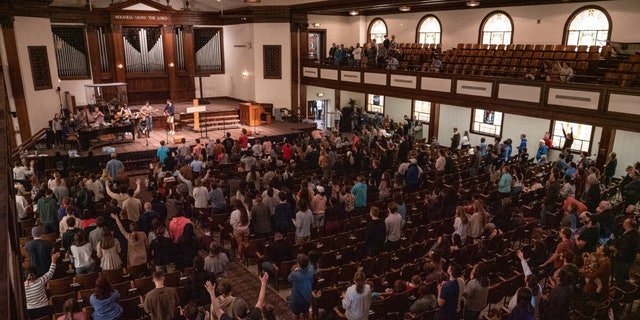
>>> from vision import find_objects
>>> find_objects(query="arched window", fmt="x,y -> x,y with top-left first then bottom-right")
368,18 -> 387,44
416,15 -> 441,45
480,11 -> 513,45
564,7 -> 611,47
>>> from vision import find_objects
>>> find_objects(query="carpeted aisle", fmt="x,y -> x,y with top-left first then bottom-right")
225,262 -> 296,320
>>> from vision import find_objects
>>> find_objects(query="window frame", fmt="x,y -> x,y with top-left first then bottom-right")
413,100 -> 431,123
367,18 -> 388,44
470,108 -> 504,138
478,11 -> 514,46
366,94 -> 385,114
549,120 -> 594,154
415,14 -> 442,45
562,6 -> 612,47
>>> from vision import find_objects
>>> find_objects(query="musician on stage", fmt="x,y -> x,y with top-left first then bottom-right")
76,107 -> 90,128
164,99 -> 175,134
140,101 -> 154,137
119,104 -> 132,123
91,106 -> 105,125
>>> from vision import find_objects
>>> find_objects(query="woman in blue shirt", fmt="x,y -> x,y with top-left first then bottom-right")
288,254 -> 314,320
90,277 -> 123,320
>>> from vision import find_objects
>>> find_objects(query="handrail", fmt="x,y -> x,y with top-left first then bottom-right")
11,128 -> 49,160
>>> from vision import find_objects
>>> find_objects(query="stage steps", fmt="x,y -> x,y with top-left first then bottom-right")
179,111 -> 241,132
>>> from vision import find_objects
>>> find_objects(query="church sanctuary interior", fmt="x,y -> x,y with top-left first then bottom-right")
3,0 -> 640,319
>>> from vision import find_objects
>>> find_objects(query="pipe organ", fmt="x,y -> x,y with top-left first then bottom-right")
194,28 -> 223,73
122,27 -> 165,73
52,26 -> 89,78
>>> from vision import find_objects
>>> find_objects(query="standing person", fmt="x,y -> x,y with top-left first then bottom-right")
460,131 -> 471,150
25,226 -> 52,277
164,99 -> 175,134
510,288 -> 534,320
293,200 -> 313,244
24,252 -> 61,320
143,271 -> 180,320
450,127 -> 460,151
51,113 -> 64,148
498,165 -> 512,198
111,214 -> 148,267
385,202 -> 403,251
90,277 -> 124,320
96,227 -> 122,271
462,263 -> 489,320
157,140 -> 170,164
140,101 -> 154,137
351,175 -> 367,216
105,153 -> 124,183
288,254 -> 314,320
70,231 -> 94,274
230,199 -> 250,261
437,263 -> 462,320
352,43 -> 362,67
206,272 -> 269,320
35,189 -> 58,234
613,218 -> 640,285
562,126 -> 574,151
365,206 -> 385,257
604,152 -> 617,186
274,191 -> 294,233
341,270 -> 372,320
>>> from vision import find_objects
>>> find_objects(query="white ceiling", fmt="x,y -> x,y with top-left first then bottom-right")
50,0 -> 327,12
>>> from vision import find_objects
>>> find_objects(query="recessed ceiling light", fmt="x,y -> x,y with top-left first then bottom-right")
466,0 -> 480,7
349,10 -> 359,16
399,6 -> 411,12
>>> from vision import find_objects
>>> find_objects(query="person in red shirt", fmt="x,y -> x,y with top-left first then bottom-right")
239,129 -> 249,150
282,140 -> 292,161
541,227 -> 575,269
351,132 -> 360,152
543,131 -> 553,150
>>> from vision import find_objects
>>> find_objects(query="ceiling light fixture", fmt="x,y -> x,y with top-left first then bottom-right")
244,0 -> 260,3
349,10 -> 359,16
399,6 -> 411,12
466,0 -> 480,7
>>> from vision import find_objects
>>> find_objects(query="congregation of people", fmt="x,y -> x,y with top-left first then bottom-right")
14,110 -> 640,320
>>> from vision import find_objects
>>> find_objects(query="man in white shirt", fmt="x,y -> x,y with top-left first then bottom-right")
386,55 -> 399,70
352,43 -> 363,67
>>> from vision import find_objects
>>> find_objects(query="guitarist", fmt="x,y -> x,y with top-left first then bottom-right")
139,101 -> 154,137
164,99 -> 175,134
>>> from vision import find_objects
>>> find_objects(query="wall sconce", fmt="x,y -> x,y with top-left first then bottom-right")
316,92 -> 324,98
242,71 -> 248,78
117,63 -> 124,69
312,22 -> 321,27
168,62 -> 175,68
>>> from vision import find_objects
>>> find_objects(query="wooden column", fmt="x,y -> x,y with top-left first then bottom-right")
86,24 -> 103,84
1,16 -> 30,142
596,127 -> 616,169
110,23 -> 126,82
162,25 -> 178,101
429,102 -> 440,141
290,16 -> 308,117
182,25 -> 196,101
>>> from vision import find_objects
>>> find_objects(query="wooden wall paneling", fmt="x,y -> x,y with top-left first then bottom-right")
182,25 -> 196,101
596,127 -> 615,168
1,16 -> 31,141
163,25 -> 178,102
290,15 -> 308,117
111,23 -> 126,82
86,24 -> 103,84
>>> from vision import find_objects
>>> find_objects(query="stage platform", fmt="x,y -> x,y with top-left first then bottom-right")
25,98 -> 317,176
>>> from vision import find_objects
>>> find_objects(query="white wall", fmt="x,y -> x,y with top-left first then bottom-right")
385,96 -> 411,123
612,130 -> 640,178
14,16 -> 60,134
308,14 -> 361,58
438,104 -> 470,146
361,0 -> 640,50
253,23 -> 291,109
339,90 -> 366,109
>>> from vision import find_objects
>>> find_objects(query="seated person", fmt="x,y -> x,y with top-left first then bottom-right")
91,107 -> 105,125
430,56 -> 443,72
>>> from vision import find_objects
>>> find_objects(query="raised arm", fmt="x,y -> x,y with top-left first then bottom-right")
110,213 -> 131,238
516,250 -> 532,277
255,272 -> 269,309
133,178 -> 141,197
205,281 -> 224,319
105,180 -> 119,199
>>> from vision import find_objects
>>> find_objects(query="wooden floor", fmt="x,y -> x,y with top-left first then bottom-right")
36,98 -> 317,158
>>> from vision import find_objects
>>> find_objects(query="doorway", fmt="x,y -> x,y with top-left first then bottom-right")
308,30 -> 326,61
307,99 -> 330,128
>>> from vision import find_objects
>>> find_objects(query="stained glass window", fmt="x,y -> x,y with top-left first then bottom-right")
418,16 -> 441,45
367,94 -> 384,113
471,109 -> 503,137
481,12 -> 512,45
414,101 -> 431,122
368,19 -> 387,44
551,121 -> 593,153
566,8 -> 610,47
